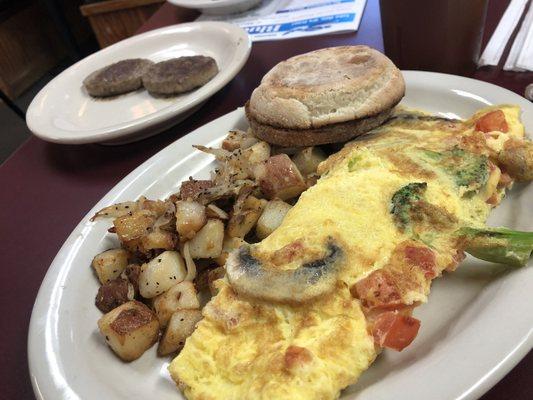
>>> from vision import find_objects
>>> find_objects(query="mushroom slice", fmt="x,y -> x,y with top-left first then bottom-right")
225,241 -> 343,304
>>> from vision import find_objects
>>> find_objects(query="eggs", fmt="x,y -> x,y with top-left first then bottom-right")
172,283 -> 375,400
169,105 -> 525,400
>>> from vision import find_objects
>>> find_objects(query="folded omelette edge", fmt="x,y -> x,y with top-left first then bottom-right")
169,105 -> 528,400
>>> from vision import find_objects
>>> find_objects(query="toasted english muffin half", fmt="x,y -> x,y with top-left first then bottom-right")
248,46 -> 404,136
245,102 -> 394,146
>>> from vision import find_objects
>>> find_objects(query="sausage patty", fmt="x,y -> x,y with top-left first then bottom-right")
83,58 -> 153,97
142,56 -> 218,96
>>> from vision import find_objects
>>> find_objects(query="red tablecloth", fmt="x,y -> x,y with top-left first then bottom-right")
1,0 -> 531,399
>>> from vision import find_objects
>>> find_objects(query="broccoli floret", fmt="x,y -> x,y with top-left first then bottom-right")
459,227 -> 533,267
390,182 -> 427,230
448,148 -> 489,190
421,147 -> 489,192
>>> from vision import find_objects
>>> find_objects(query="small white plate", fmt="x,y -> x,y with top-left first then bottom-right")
26,22 -> 251,145
28,72 -> 533,400
168,0 -> 261,15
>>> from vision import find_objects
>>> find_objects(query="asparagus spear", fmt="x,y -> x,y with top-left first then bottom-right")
459,227 -> 533,268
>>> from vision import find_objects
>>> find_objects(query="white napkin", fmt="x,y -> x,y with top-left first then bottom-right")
504,2 -> 533,71
478,0 -> 529,67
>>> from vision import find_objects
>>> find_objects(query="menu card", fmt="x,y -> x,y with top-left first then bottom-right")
197,0 -> 367,42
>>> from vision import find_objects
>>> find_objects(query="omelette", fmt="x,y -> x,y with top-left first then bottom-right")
169,105 -> 533,399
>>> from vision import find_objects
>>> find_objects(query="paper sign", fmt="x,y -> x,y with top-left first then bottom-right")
197,0 -> 367,42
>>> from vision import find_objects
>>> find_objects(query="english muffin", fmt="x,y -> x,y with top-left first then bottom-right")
83,59 -> 153,97
247,46 -> 405,146
142,56 -> 218,96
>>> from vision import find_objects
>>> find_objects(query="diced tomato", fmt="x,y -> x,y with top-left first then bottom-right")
372,311 -> 421,351
351,270 -> 402,310
404,246 -> 437,279
475,110 -> 509,133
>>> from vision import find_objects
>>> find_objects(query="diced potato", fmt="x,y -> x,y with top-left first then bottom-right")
215,236 -> 246,266
292,147 -> 327,176
245,141 -> 271,165
95,278 -> 134,313
227,196 -> 267,238
222,130 -> 243,151
175,200 -> 207,240
188,219 -> 225,259
256,199 -> 293,239
153,281 -> 200,327
139,251 -> 187,298
227,209 -> 261,238
252,162 -> 267,181
98,300 -> 159,362
244,195 -> 265,210
114,210 -> 157,242
157,309 -> 203,356
92,248 -> 129,284
222,129 -> 259,151
139,199 -> 168,216
206,204 -> 229,219
119,238 -> 142,254
257,154 -> 307,200
140,229 -> 177,251
122,230 -> 177,255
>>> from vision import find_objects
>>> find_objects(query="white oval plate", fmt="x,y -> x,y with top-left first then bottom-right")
28,71 -> 533,400
168,0 -> 261,15
26,22 -> 251,145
